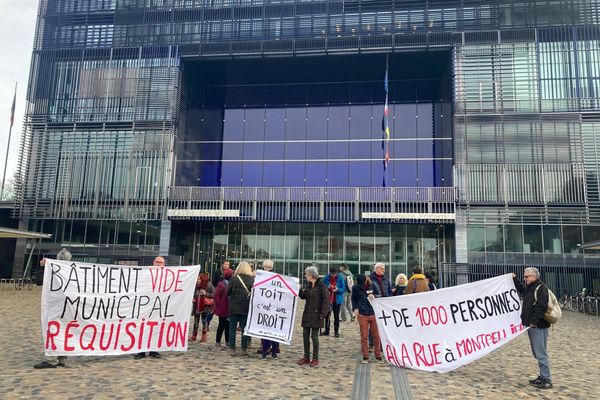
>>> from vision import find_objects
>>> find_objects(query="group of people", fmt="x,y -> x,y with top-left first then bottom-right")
33,253 -> 554,389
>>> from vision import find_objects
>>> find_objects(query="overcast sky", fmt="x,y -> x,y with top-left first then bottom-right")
0,0 -> 39,181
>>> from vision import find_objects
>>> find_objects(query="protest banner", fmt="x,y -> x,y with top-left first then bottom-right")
370,274 -> 527,373
245,270 -> 300,345
41,260 -> 200,356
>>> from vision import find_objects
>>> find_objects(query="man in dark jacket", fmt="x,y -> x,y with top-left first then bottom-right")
370,262 -> 392,297
513,267 -> 553,390
212,259 -> 231,288
323,266 -> 346,337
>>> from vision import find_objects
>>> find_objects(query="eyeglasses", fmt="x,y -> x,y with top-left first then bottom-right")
524,275 -> 532,278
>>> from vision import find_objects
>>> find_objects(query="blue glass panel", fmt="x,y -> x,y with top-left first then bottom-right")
221,162 -> 242,185
306,162 -> 326,186
242,162 -> 262,186
306,142 -> 326,160
175,161 -> 200,186
349,161 -> 371,186
225,87 -> 245,108
328,83 -> 349,105
328,106 -> 349,140
264,142 -> 285,160
266,86 -> 286,107
198,109 -> 224,141
417,140 -> 434,158
265,108 -> 285,140
222,143 -> 243,160
350,105 -> 372,139
246,86 -> 266,107
327,161 -> 348,186
307,107 -> 328,140
243,143 -> 264,161
396,140 -> 417,158
328,141 -> 348,159
417,160 -> 434,186
285,108 -> 306,140
285,142 -> 305,160
349,141 -> 371,159
371,160 -> 385,187
416,103 -> 433,138
263,162 -> 284,186
199,161 -> 221,186
350,83 -> 373,104
393,160 -> 417,187
391,80 -> 417,102
287,86 -> 307,106
394,104 -> 417,138
284,163 -> 305,186
244,109 -> 265,140
307,85 -> 328,106
223,109 -> 245,140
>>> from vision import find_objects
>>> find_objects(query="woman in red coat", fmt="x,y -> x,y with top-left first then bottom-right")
213,268 -> 233,349
191,272 -> 215,342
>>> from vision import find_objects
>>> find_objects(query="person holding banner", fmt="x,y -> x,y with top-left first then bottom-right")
322,266 -> 346,338
513,268 -> 553,390
33,248 -> 72,369
297,266 -> 330,367
258,259 -> 281,359
392,273 -> 408,296
404,267 -> 430,295
190,272 -> 215,343
227,261 -> 255,357
351,275 -> 383,364
214,268 -> 233,350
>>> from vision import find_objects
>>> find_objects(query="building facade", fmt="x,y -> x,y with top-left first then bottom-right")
11,0 -> 600,293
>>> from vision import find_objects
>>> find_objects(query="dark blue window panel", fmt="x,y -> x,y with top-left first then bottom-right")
371,160 -> 386,187
306,162 -> 326,186
244,109 -> 265,140
417,103 -> 433,138
285,142 -> 305,160
285,108 -> 306,140
263,162 -> 284,186
223,109 -> 245,140
306,142 -> 326,160
246,86 -> 266,107
372,139 -> 386,161
225,86 -> 246,108
349,141 -> 371,159
396,140 -> 417,158
243,143 -> 264,161
394,104 -> 417,138
264,142 -> 285,159
417,140 -> 434,158
327,141 -> 348,159
242,162 -> 262,186
328,106 -> 349,140
222,143 -> 243,160
284,163 -> 305,186
307,107 -> 328,139
266,86 -> 286,106
417,160 -> 435,186
328,83 -> 349,104
349,161 -> 371,186
433,160 -> 453,186
175,161 -> 201,186
433,139 -> 453,158
307,85 -> 328,106
327,161 -> 349,186
222,162 -> 242,185
265,108 -> 286,140
416,80 -> 441,102
199,161 -> 221,186
287,86 -> 307,106
393,161 -> 417,187
350,83 -> 373,104
195,109 -> 224,141
350,105 -> 372,139
391,80 -> 417,102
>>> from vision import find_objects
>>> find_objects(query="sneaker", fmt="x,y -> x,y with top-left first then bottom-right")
271,353 -> 278,359
297,357 -> 311,365
375,356 -> 383,362
361,357 -> 368,364
310,359 -> 319,367
334,332 -> 340,338
261,354 -> 267,360
214,343 -> 223,350
33,360 -> 57,369
320,331 -> 330,336
535,380 -> 553,390
528,376 -> 543,385
351,316 -> 356,322
133,353 -> 146,360
149,352 -> 161,359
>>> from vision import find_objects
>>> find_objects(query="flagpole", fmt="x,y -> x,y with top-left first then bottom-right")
1,81 -> 17,200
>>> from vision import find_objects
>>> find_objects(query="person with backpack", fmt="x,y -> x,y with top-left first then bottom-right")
339,263 -> 355,322
513,267 -> 553,390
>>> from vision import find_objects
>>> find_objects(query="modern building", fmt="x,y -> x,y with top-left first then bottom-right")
9,0 -> 600,293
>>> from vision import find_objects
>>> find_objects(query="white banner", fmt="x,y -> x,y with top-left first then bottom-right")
370,274 -> 527,373
244,270 -> 300,345
41,260 -> 200,356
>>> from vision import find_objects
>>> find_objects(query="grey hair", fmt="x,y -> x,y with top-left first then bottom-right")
524,267 -> 540,279
374,262 -> 385,270
56,248 -> 72,261
305,266 -> 319,279
262,259 -> 274,270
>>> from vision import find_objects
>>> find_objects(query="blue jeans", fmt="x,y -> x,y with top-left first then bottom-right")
228,315 -> 249,349
528,327 -> 552,382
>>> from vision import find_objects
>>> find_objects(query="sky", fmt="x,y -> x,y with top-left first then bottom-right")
0,0 -> 39,181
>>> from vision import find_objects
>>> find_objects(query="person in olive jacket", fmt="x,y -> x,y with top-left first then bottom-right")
297,265 -> 330,367
513,267 -> 553,390
227,261 -> 255,356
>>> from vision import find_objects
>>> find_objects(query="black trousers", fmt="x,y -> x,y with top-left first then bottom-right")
324,303 -> 341,334
216,316 -> 230,344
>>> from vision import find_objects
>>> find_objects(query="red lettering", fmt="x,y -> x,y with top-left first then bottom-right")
146,321 -> 158,348
174,269 -> 187,292
176,322 -> 187,348
80,324 -> 97,351
157,319 -> 166,347
150,269 -> 160,292
120,322 -> 137,352
64,320 -> 79,351
385,342 -> 401,367
99,323 -> 115,351
45,321 -> 60,350
166,322 -> 177,346
162,269 -> 176,292
400,343 -> 413,367
412,342 -> 440,367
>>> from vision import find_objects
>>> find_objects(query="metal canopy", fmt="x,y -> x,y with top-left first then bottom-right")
0,227 -> 52,239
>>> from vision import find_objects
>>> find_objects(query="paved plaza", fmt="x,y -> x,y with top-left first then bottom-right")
0,287 -> 598,399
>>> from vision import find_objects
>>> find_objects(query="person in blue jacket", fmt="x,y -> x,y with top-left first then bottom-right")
322,266 -> 346,337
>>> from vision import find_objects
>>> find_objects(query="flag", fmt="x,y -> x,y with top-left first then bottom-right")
382,56 -> 390,187
9,86 -> 16,128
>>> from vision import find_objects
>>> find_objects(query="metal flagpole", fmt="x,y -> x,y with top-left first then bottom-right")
1,81 -> 17,200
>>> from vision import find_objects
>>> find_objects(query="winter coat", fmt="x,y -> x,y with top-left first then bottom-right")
351,275 -> 381,316
299,278 -> 330,328
514,277 -> 550,329
393,285 -> 407,296
227,274 -> 255,316
193,282 -> 215,315
214,278 -> 230,318
404,274 -> 430,294
323,273 -> 346,305
369,272 -> 393,297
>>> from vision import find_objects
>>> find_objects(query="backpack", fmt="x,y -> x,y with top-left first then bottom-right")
534,284 -> 562,324
345,274 -> 354,292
